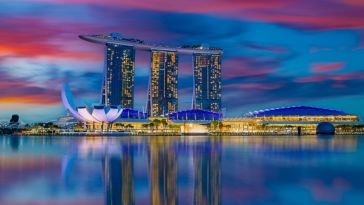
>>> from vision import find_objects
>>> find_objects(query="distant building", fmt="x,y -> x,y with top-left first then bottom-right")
54,115 -> 77,128
148,50 -> 178,117
102,43 -> 135,108
167,109 -> 221,121
245,106 -> 359,122
218,106 -> 362,135
193,53 -> 222,112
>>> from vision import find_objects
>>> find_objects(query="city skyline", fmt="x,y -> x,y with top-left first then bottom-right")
1,0 -> 364,122
81,33 -> 222,117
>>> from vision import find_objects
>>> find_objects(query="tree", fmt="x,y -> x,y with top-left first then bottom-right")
126,124 -> 134,129
149,123 -> 155,130
161,119 -> 168,128
10,114 -> 19,124
210,120 -> 218,130
153,119 -> 161,130
218,122 -> 224,131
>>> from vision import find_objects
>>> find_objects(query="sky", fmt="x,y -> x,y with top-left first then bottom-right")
1,0 -> 364,122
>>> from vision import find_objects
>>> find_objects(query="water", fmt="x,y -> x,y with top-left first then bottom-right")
1,135 -> 364,205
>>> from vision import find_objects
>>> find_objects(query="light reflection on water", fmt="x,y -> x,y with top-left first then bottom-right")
1,135 -> 364,205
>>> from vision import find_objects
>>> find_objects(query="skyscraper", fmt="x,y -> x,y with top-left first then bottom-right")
148,50 -> 178,116
193,53 -> 222,112
102,43 -> 135,108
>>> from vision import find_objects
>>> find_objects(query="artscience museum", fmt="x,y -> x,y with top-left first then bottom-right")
61,84 -> 149,131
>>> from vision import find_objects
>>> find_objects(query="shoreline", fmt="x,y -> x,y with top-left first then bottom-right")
13,131 -> 364,137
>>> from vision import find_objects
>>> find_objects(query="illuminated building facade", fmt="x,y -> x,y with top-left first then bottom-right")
245,106 -> 360,122
167,109 -> 221,121
148,50 -> 178,117
102,43 -> 135,108
193,53 -> 222,112
218,106 -> 362,135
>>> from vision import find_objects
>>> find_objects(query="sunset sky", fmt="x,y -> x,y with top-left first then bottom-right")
1,0 -> 364,122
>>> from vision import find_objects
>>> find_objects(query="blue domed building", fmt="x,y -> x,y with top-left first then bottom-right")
245,106 -> 358,121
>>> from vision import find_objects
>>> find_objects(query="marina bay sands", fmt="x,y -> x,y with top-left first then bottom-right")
79,33 -> 223,117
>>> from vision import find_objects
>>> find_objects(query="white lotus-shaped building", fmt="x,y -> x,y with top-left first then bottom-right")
75,105 -> 123,123
61,84 -> 123,123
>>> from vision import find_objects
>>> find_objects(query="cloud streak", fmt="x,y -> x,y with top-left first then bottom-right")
11,0 -> 364,30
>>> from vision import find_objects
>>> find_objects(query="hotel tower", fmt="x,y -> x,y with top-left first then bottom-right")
147,50 -> 178,117
102,43 -> 135,108
193,53 -> 222,112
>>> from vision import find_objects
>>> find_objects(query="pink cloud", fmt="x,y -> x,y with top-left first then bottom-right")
340,0 -> 364,7
223,57 -> 277,78
0,76 -> 60,105
0,17 -> 101,60
311,62 -> 346,72
295,71 -> 364,83
23,0 -> 287,13
295,75 -> 326,83
20,0 -> 364,30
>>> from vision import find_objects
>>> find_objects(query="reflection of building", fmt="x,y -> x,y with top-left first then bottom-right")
103,148 -> 135,205
149,138 -> 178,205
193,141 -> 221,205
148,50 -> 178,117
193,53 -> 222,112
103,43 -> 135,108
121,148 -> 134,205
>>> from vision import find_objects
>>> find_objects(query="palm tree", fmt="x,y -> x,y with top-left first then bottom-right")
161,119 -> 168,128
142,124 -> 149,129
149,122 -> 155,131
153,119 -> 161,130
218,121 -> 224,132
210,120 -> 218,131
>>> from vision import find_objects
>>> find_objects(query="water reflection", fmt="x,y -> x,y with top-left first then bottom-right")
0,135 -> 363,205
9,135 -> 19,151
103,145 -> 135,205
193,139 -> 221,205
149,137 -> 178,205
